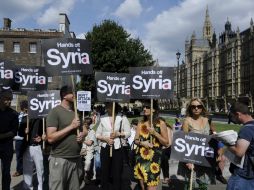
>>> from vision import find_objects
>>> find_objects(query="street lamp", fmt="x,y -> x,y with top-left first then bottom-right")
176,51 -> 181,108
222,94 -> 227,113
248,92 -> 253,113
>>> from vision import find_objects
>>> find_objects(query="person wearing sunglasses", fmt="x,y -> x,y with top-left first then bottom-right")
133,100 -> 169,190
177,97 -> 216,189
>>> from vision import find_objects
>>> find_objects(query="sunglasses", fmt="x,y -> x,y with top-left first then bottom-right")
143,105 -> 151,109
190,105 -> 203,110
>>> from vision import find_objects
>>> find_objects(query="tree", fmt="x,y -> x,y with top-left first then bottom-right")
79,20 -> 155,102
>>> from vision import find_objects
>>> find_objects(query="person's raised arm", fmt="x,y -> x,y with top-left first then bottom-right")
182,118 -> 190,133
228,138 -> 250,157
149,120 -> 169,146
120,116 -> 131,138
47,117 -> 80,144
96,121 -> 114,145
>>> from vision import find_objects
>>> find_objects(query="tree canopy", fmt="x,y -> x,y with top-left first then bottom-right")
79,19 -> 155,102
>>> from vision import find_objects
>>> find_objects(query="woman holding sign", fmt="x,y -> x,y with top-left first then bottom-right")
133,100 -> 169,190
177,98 -> 216,189
96,102 -> 131,190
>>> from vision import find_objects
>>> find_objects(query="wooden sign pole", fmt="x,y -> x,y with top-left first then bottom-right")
110,102 -> 115,157
26,115 -> 29,142
42,118 -> 45,150
71,75 -> 80,135
189,167 -> 194,190
150,99 -> 153,143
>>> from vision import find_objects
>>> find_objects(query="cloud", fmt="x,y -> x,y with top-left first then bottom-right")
36,0 -> 76,26
114,0 -> 142,20
0,0 -> 50,22
144,0 -> 254,67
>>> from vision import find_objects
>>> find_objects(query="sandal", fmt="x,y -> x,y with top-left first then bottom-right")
12,171 -> 22,177
162,178 -> 170,184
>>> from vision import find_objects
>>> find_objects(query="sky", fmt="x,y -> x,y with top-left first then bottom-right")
0,0 -> 254,67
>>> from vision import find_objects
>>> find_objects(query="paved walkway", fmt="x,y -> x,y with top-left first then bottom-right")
0,154 -> 230,190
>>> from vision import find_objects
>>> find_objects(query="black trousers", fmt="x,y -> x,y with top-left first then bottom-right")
161,147 -> 171,179
0,140 -> 13,190
100,145 -> 123,190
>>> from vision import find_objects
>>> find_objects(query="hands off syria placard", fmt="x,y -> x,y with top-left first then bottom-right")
129,67 -> 174,99
171,131 -> 217,167
95,72 -> 130,102
42,38 -> 93,76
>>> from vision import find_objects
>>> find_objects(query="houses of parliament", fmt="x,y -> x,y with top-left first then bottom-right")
174,7 -> 254,113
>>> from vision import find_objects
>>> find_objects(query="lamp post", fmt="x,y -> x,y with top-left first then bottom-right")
176,51 -> 181,109
248,92 -> 253,113
222,95 -> 227,113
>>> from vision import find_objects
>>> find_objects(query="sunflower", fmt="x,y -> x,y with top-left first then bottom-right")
150,162 -> 160,174
140,147 -> 154,160
147,178 -> 160,186
134,163 -> 142,179
134,163 -> 148,182
140,124 -> 149,139
152,138 -> 160,147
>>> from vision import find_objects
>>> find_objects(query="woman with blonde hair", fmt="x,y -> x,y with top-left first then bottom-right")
177,97 -> 216,189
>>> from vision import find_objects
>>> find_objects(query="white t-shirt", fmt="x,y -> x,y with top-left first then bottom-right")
128,128 -> 136,146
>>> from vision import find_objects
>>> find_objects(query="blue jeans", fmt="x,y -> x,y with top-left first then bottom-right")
94,151 -> 101,180
227,174 -> 254,190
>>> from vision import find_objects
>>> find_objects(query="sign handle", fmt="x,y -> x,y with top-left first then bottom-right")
189,166 -> 194,190
42,118 -> 45,150
110,102 -> 115,157
150,99 -> 153,144
26,115 -> 29,142
16,94 -> 19,111
71,75 -> 80,135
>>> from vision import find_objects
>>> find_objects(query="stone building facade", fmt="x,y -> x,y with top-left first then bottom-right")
0,13 -> 75,90
176,8 -> 254,112
0,13 -> 75,109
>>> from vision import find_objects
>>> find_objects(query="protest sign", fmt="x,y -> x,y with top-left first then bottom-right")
10,65 -> 48,94
0,60 -> 15,87
77,91 -> 91,111
95,72 -> 130,102
42,38 -> 93,76
28,90 -> 60,118
170,131 -> 217,167
129,67 -> 174,99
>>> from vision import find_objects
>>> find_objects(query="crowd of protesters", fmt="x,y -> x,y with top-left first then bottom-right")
1,85 -> 254,190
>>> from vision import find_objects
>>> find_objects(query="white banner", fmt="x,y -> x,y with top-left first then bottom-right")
77,91 -> 91,111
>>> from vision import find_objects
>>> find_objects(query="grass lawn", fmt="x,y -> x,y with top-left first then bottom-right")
128,117 -> 242,133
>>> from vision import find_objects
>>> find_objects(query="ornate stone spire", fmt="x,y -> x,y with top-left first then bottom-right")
203,6 -> 213,42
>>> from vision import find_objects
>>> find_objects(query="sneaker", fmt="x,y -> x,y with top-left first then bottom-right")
216,175 -> 227,184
